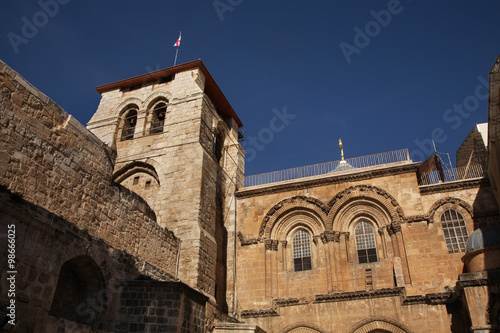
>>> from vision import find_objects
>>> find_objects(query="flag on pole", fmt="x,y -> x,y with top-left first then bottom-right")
174,32 -> 181,47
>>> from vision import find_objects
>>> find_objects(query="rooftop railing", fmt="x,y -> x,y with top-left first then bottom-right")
244,149 -> 411,188
417,164 -> 486,186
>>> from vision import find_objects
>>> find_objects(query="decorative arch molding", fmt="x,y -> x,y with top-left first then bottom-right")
279,322 -> 326,333
270,210 -> 325,240
332,197 -> 393,232
144,90 -> 172,110
347,316 -> 414,333
114,98 -> 143,117
327,185 -> 405,230
259,196 -> 328,238
113,161 -> 160,185
427,197 -> 474,224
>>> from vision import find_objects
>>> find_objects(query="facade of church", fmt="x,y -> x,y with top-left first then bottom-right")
1,55 -> 499,332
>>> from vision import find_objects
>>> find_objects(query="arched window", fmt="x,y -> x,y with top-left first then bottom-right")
214,131 -> 225,164
121,108 -> 138,140
292,230 -> 312,271
150,101 -> 167,134
355,221 -> 378,263
441,208 -> 469,253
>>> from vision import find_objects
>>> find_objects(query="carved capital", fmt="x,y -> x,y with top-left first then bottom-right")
321,231 -> 340,243
387,221 -> 402,235
265,239 -> 279,251
313,235 -> 321,245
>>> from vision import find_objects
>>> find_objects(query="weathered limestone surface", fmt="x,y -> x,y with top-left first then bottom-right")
234,161 -> 499,332
0,60 -> 184,332
0,60 -> 179,274
87,63 -> 245,314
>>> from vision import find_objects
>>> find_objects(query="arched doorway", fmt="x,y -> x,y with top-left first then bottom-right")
348,318 -> 412,333
287,328 -> 322,333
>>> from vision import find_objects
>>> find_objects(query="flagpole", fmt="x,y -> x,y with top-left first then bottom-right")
173,31 -> 181,66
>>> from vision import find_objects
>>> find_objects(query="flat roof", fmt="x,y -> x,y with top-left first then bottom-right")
96,59 -> 243,127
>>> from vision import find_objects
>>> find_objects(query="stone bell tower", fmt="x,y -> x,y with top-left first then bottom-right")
87,60 -> 245,311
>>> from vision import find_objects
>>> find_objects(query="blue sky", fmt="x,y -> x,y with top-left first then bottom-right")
1,1 -> 499,176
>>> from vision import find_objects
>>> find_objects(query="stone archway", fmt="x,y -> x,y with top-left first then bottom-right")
49,255 -> 107,329
347,317 -> 413,333
288,328 -> 322,333
280,322 -> 325,333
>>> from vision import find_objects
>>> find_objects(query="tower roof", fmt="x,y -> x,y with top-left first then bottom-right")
96,59 -> 243,127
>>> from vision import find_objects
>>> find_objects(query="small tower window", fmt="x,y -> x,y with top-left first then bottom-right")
292,230 -> 312,272
150,102 -> 167,134
121,108 -> 137,140
214,132 -> 225,164
355,221 -> 378,263
441,209 -> 469,253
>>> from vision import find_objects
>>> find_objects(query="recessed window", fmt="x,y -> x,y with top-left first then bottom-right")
214,132 -> 225,164
145,181 -> 151,188
292,230 -> 312,272
150,102 -> 167,134
121,108 -> 138,141
441,209 -> 469,253
355,221 -> 378,264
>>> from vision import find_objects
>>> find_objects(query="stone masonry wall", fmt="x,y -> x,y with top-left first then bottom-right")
0,190 -> 175,332
234,164 -> 499,332
0,59 -> 179,276
87,65 -> 245,313
115,280 -> 207,333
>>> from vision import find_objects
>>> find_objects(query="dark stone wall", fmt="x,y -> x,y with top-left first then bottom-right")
115,280 -> 208,333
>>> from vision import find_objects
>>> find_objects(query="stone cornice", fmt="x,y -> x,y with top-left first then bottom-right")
240,308 -> 279,318
419,178 -> 488,195
314,287 -> 405,303
461,245 -> 500,263
237,163 -> 419,198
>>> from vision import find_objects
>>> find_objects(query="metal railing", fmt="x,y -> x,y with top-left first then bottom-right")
418,164 -> 486,186
244,149 -> 411,187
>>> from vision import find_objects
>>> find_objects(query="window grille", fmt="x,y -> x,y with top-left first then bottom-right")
441,209 -> 469,253
355,221 -> 378,263
292,230 -> 312,271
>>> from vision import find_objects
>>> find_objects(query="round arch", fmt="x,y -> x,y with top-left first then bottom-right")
259,196 -> 328,239
49,255 -> 107,328
270,209 -> 325,240
113,161 -> 160,186
279,322 -> 326,333
347,317 -> 413,333
144,91 -> 172,110
332,197 -> 393,232
114,98 -> 142,118
427,197 -> 474,224
326,185 -> 405,230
